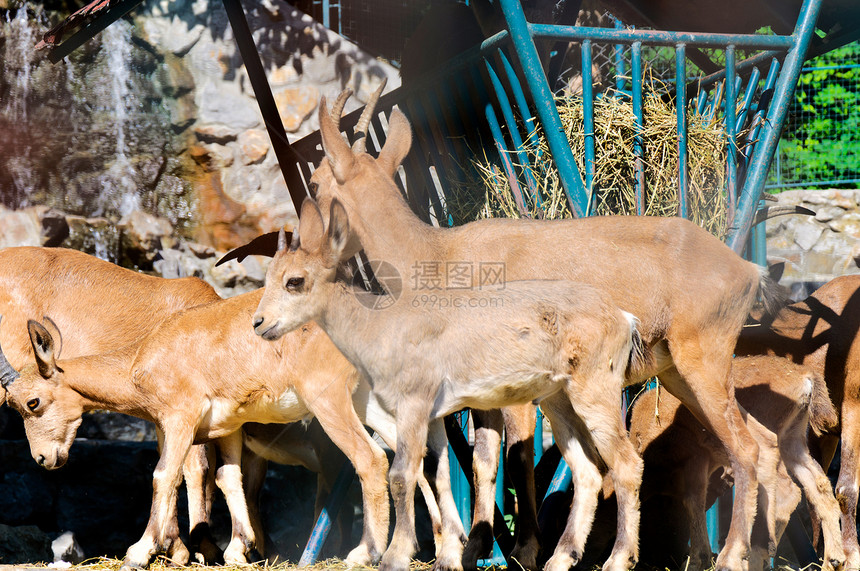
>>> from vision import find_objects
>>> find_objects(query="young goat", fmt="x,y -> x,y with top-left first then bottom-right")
0,246 -> 222,563
629,355 -> 843,571
0,288 -> 412,570
253,197 -> 645,571
735,274 -> 860,568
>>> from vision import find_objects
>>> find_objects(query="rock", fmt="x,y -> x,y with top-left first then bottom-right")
119,210 -> 174,265
274,86 -> 319,133
77,412 -> 158,442
52,531 -> 85,565
238,129 -> 270,165
39,209 -> 70,248
196,82 -> 261,133
63,216 -> 121,263
0,206 -> 43,248
792,220 -> 825,251
0,523 -> 52,564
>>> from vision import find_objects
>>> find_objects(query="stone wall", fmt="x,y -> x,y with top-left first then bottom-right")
766,189 -> 860,293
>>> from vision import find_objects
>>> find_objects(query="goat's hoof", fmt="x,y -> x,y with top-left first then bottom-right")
345,544 -> 377,567
509,538 -> 541,571
379,554 -> 410,571
193,537 -> 224,565
119,559 -> 146,571
544,551 -> 581,571
431,552 -> 464,571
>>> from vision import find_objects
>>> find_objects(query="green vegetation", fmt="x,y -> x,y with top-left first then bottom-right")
771,41 -> 860,189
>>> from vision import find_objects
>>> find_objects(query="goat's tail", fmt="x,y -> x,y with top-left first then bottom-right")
756,265 -> 790,319
806,370 -> 839,436
622,311 -> 646,376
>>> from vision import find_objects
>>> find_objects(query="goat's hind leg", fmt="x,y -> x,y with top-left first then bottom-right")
183,442 -> 223,564
503,404 -> 541,571
215,430 -> 259,563
427,418 -> 469,571
783,434 -> 845,571
540,394 -> 608,571
837,403 -> 860,571
122,423 -> 194,570
463,409 -> 503,571
566,378 -> 643,571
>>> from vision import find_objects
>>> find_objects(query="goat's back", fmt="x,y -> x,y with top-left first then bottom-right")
0,247 -> 220,366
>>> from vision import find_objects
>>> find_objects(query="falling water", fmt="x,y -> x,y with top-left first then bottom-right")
4,3 -> 35,121
98,19 -> 141,218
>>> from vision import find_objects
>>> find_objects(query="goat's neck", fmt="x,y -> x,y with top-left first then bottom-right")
63,347 -> 152,420
343,178 -> 443,271
315,280 -> 392,373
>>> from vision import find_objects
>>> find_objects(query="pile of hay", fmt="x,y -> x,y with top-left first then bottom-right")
446,85 -> 735,238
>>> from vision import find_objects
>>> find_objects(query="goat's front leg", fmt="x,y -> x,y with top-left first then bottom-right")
122,422 -> 194,570
214,430 -> 258,563
427,417 -> 467,571
307,382 -> 390,566
381,399 -> 432,571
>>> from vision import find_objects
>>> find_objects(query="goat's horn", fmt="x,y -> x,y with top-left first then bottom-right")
753,205 -> 816,226
330,89 -> 353,125
289,226 -> 301,251
352,77 -> 388,153
0,316 -> 20,388
278,228 -> 287,251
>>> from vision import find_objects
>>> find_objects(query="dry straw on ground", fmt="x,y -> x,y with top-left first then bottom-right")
447,82 -> 738,239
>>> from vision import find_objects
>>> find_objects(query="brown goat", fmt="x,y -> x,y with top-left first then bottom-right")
0,288 -> 399,570
629,355 -> 843,571
735,274 -> 860,569
0,246 -> 222,563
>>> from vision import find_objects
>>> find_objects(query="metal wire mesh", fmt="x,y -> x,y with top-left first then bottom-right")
767,41 -> 860,189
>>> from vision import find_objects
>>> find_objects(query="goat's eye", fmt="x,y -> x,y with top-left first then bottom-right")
285,277 -> 305,290
26,398 -> 39,412
308,182 -> 319,195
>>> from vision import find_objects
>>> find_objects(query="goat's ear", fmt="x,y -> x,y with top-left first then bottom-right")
378,109 -> 412,176
327,199 -> 350,264
299,198 -> 326,254
27,320 -> 59,379
319,96 -> 356,184
41,316 -> 63,360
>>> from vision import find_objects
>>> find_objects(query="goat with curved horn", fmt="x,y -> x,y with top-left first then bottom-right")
0,316 -> 20,388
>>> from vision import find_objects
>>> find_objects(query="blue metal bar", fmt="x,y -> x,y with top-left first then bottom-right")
736,66 -> 762,136
534,407 -> 544,466
696,88 -> 708,116
631,41 -> 645,215
614,18 -> 626,94
450,412 -> 472,531
707,501 -> 721,553
299,461 -> 356,566
676,44 -> 688,218
485,56 -> 539,202
726,46 -> 738,222
746,58 -> 780,152
727,0 -> 824,253
528,24 -> 795,50
499,50 -> 539,150
582,39 -> 596,215
705,80 -> 723,124
694,50 -> 781,93
485,102 -> 530,217
498,0 -> 589,217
